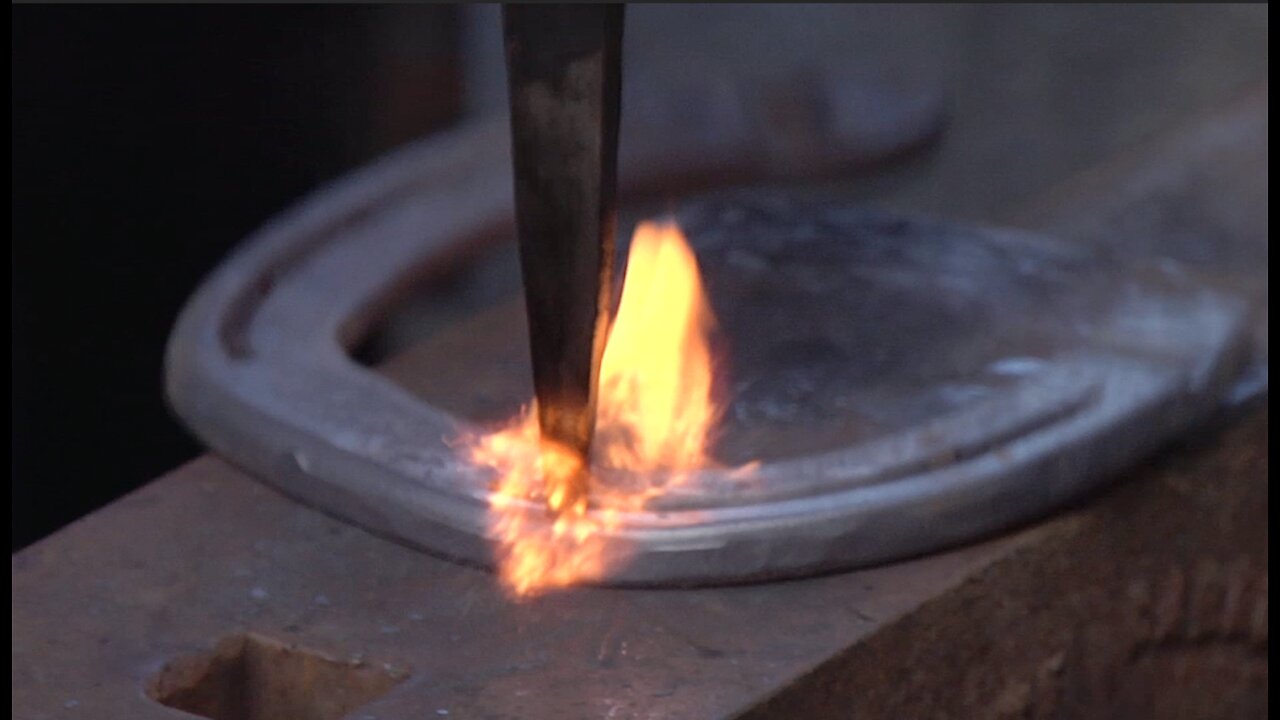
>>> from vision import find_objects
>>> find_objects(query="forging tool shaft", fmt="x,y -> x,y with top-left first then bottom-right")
503,4 -> 625,511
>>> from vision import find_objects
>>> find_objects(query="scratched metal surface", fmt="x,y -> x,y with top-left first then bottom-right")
162,149 -> 1255,585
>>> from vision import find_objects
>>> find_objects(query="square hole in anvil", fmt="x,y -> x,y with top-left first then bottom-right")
147,633 -> 409,720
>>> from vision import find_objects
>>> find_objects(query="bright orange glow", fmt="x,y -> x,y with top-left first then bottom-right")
466,220 -> 721,596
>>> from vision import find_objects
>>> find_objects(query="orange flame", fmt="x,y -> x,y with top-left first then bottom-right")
466,220 -> 720,596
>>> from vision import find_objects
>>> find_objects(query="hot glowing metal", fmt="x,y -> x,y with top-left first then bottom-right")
165,176 -> 1257,590
163,87 -> 1262,590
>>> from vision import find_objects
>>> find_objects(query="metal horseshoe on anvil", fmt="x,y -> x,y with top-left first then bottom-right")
164,4 -> 1263,587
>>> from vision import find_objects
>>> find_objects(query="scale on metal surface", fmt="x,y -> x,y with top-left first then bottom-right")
164,76 -> 1263,587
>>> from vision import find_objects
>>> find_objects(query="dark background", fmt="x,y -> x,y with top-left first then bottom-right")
12,5 -> 462,549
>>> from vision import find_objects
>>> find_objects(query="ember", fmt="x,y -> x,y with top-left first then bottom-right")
467,221 -> 722,596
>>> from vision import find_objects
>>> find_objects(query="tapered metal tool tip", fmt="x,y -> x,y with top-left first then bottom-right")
503,4 -> 625,510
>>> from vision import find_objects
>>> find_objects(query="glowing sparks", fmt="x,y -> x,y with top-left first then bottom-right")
466,220 -> 722,596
